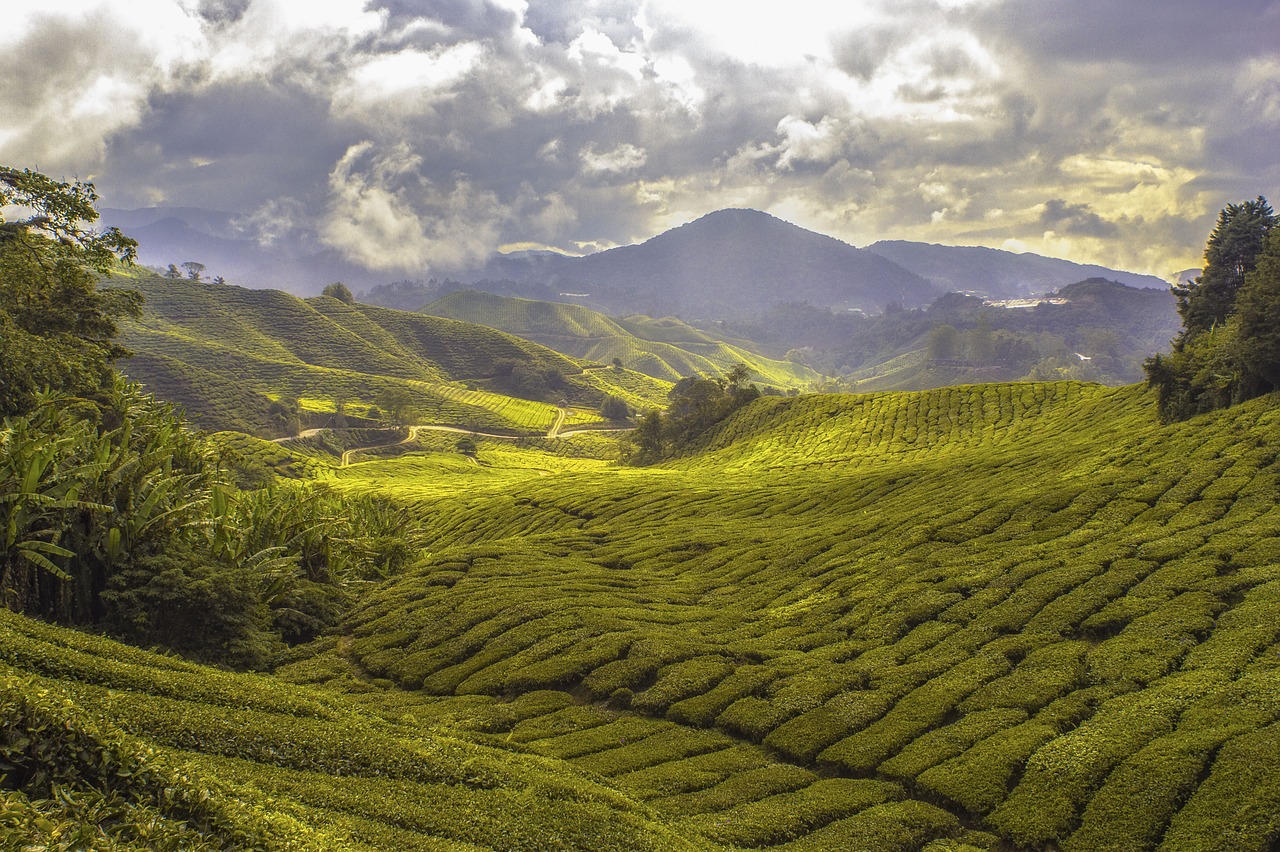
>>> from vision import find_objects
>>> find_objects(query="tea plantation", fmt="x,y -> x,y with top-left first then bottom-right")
424,290 -> 821,388
6,379 -> 1280,849
118,274 -> 671,435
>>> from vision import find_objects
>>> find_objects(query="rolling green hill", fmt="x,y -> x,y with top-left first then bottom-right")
118,274 -> 670,436
423,290 -> 822,387
6,380 -> 1280,849
306,381 -> 1280,851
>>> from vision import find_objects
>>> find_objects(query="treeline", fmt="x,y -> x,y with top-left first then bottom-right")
1145,197 -> 1280,420
623,364 -> 760,464
1,167 -> 422,667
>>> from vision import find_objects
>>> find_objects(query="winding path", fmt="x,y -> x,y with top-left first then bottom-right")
318,408 -> 633,467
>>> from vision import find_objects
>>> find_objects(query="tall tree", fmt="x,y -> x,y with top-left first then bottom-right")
1230,229 -> 1280,400
1146,196 -> 1278,420
1173,197 -> 1276,342
0,167 -> 140,416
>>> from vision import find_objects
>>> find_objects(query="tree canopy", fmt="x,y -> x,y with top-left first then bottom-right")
624,363 -> 759,464
0,167 -> 141,417
1146,196 -> 1279,420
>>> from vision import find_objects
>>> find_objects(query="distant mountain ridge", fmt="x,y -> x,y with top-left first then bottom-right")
866,239 -> 1169,297
474,209 -> 940,319
102,205 -> 1173,313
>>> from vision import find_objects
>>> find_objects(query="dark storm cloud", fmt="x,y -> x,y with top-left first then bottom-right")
3,1 -> 1278,277
971,0 -> 1280,66
1040,200 -> 1119,238
101,81 -> 352,212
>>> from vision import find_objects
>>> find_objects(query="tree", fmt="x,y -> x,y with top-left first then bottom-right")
926,324 -> 961,361
213,276 -> 226,286
612,357 -> 624,370
1173,197 -> 1276,341
965,315 -> 996,365
322,281 -> 354,304
181,261 -> 205,281
1230,229 -> 1280,399
623,363 -> 760,464
1146,196 -> 1278,420
165,264 -> 182,280
376,388 -> 415,426
0,166 -> 141,417
602,394 -> 630,420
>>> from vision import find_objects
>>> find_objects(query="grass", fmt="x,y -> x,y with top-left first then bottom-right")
299,380 -> 1280,850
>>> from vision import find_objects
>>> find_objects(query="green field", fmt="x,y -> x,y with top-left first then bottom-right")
8,377 -> 1279,849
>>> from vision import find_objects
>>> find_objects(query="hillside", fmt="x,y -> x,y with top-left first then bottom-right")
867,239 -> 1170,297
7,379 -> 1280,849
473,209 -> 939,318
118,274 -> 670,436
424,290 -> 822,386
724,279 -> 1180,390
305,381 -> 1280,851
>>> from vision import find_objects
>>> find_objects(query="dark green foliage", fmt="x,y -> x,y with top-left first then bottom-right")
102,539 -> 272,669
1231,229 -> 1280,399
320,281 -> 354,304
1147,197 -> 1279,420
0,167 -> 141,417
622,363 -> 760,463
1173,197 -> 1276,337
601,394 -> 630,420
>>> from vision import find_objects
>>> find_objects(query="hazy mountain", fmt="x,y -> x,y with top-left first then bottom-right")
99,207 -> 387,294
866,239 -> 1170,298
476,209 -> 939,319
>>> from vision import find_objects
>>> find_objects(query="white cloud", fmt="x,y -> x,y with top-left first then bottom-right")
643,0 -> 882,67
321,141 -> 509,272
332,43 -> 485,120
581,143 -> 649,175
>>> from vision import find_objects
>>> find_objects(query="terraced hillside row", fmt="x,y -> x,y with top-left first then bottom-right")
425,291 -> 820,387
0,610 -> 705,850
305,381 -> 1280,851
119,275 -> 670,435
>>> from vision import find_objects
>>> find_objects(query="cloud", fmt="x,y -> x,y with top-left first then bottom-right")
581,143 -> 647,175
2,0 -> 1276,281
320,140 -> 509,272
1039,199 -> 1118,238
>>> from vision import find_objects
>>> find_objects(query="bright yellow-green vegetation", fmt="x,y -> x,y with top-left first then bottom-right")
425,291 -> 821,388
7,379 -> 1280,850
119,275 -> 670,435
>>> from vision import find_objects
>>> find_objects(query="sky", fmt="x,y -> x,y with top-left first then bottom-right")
3,0 -> 1279,279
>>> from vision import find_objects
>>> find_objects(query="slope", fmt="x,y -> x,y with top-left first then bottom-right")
423,290 -> 822,386
312,381 -> 1280,851
118,274 -> 670,436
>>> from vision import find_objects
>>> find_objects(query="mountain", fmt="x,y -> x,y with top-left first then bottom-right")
476,209 -> 939,318
867,239 -> 1170,298
423,289 -> 823,386
99,206 -> 388,294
